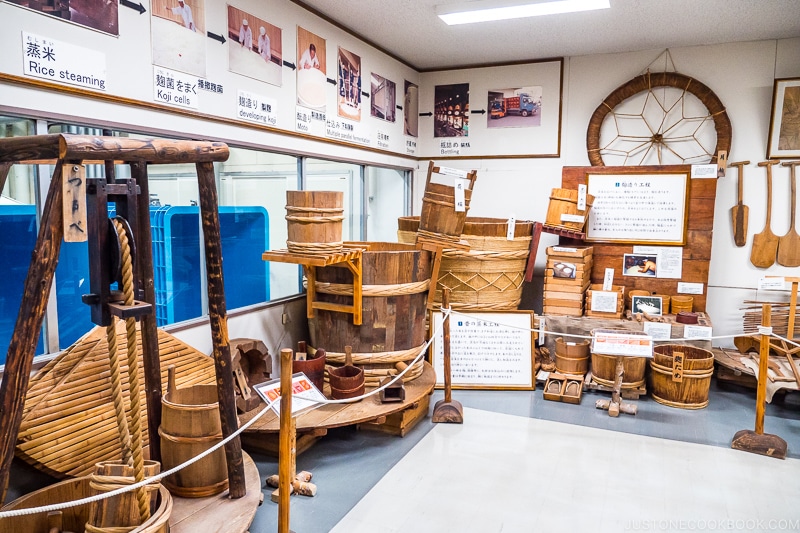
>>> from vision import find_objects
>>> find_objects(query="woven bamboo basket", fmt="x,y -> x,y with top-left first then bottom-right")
397,216 -> 533,310
545,188 -> 595,232
554,337 -> 590,375
650,344 -> 714,409
285,190 -> 344,254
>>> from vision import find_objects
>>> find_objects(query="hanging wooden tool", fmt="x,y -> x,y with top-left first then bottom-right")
729,160 -> 750,247
731,304 -> 787,459
750,160 -> 780,268
777,161 -> 800,267
432,288 -> 463,423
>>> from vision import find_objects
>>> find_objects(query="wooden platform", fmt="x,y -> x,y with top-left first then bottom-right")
170,452 -> 263,533
239,362 -> 435,445
715,346 -> 799,402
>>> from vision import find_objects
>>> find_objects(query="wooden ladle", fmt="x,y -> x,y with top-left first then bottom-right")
777,161 -> 800,267
750,160 -> 780,268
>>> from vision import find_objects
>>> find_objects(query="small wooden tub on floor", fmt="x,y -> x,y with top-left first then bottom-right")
0,476 -> 172,533
308,242 -> 432,386
590,330 -> 648,389
555,337 -> 590,375
650,344 -> 714,409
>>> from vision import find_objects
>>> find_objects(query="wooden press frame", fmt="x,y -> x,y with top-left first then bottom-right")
0,134 -> 247,502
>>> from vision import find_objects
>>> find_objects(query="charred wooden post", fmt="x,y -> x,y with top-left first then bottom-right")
0,162 -> 65,502
196,161 -> 246,498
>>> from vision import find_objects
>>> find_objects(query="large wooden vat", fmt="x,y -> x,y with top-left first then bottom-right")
398,216 -> 533,310
650,344 -> 714,409
160,380 -> 228,498
308,242 -> 432,385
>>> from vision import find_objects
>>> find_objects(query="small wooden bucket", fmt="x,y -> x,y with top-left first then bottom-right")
418,182 -> 473,242
160,369 -> 228,498
650,344 -> 714,409
328,348 -> 365,400
285,190 -> 344,254
0,476 -> 172,533
545,188 -> 595,232
293,348 -> 327,392
555,337 -> 590,375
671,295 -> 693,314
86,460 -> 162,532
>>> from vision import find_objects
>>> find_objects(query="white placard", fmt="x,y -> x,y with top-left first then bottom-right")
538,317 -> 545,345
683,325 -> 713,339
376,130 -> 391,149
454,177 -> 468,212
677,282 -> 704,295
587,173 -> 688,244
691,164 -> 718,179
590,291 -> 618,313
153,66 -> 198,109
22,32 -> 107,92
326,117 -> 371,145
577,184 -> 588,211
252,372 -> 326,416
758,277 -> 786,291
432,312 -> 534,389
643,322 -> 672,340
237,90 -> 277,126
592,331 -> 653,358
552,246 -> 577,253
506,216 -> 516,240
295,106 -> 326,136
436,166 -> 468,178
631,246 -> 683,279
603,268 -> 615,291
561,213 -> 585,223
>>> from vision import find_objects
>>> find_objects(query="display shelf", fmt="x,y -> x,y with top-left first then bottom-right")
262,247 -> 365,325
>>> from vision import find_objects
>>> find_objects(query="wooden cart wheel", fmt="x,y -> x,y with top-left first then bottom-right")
586,71 -> 732,166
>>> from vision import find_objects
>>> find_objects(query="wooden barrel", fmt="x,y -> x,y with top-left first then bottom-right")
650,344 -> 714,409
671,295 -> 693,314
293,349 -> 326,392
418,182 -> 472,243
285,190 -> 344,254
308,242 -> 432,386
397,216 -> 533,310
0,476 -> 172,533
555,337 -> 590,375
85,460 -> 162,532
589,329 -> 648,389
160,383 -> 228,498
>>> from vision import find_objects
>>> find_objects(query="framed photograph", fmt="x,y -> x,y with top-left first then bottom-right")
296,26 -> 327,111
337,47 -> 362,121
152,0 -> 207,77
227,5 -> 282,87
766,77 -> 800,159
586,169 -> 690,245
623,254 -> 657,277
631,295 -> 663,316
370,73 -> 396,122
430,310 -> 535,390
487,86 -> 541,128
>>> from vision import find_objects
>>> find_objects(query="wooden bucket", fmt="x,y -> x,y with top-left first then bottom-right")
160,378 -> 228,498
590,329 -> 648,389
0,476 -> 172,533
293,349 -> 326,392
554,337 -> 590,375
671,295 -> 693,314
328,351 -> 365,400
397,216 -> 533,310
545,188 -> 595,232
309,242 -> 432,386
285,190 -> 344,254
85,460 -> 162,532
650,344 -> 714,409
418,182 -> 472,242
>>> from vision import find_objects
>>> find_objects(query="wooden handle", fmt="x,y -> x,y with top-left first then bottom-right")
442,287 -> 452,404
167,365 -> 176,397
344,345 -> 353,367
755,304 -> 771,435
425,160 -> 434,187
730,161 -> 749,203
790,162 -> 797,231
761,161 -> 776,225
757,159 -> 780,167
297,340 -> 307,359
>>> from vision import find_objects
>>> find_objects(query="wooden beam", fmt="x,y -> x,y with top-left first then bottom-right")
195,161 -> 246,499
0,162 -> 65,503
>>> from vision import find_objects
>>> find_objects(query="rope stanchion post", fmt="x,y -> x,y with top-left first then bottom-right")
278,348 -> 294,533
432,287 -> 463,424
731,304 -> 787,459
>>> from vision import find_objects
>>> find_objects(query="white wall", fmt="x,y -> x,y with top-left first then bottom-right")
416,38 -> 800,347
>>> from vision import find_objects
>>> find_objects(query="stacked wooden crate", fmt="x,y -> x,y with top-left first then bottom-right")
542,246 -> 593,316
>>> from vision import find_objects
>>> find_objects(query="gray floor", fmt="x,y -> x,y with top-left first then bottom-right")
6,377 -> 800,532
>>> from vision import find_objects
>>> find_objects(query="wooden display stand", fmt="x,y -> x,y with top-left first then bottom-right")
262,247 -> 364,325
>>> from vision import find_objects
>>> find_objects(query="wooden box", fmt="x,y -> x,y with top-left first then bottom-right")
584,284 -> 625,319
543,373 -> 584,404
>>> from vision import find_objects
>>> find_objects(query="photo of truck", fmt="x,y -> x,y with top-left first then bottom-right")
490,93 -> 539,118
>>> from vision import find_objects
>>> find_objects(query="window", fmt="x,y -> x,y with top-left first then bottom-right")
366,165 -> 409,242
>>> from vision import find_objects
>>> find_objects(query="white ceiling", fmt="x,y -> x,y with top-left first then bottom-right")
294,0 -> 800,70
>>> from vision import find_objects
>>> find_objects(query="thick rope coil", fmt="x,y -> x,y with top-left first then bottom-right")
105,323 -> 132,466
309,279 -> 430,297
286,241 -> 344,254
416,229 -> 463,244
285,205 -> 343,214
111,218 -> 150,522
312,344 -> 425,365
284,214 -> 346,223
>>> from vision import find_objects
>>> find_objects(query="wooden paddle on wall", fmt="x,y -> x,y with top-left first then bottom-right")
729,160 -> 750,247
750,160 -> 780,268
777,161 -> 800,267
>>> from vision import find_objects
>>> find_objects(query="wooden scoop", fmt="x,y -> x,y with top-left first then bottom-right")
729,160 -> 750,247
777,161 -> 800,267
750,160 -> 780,268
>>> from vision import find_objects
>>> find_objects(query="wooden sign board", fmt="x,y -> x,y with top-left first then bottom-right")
430,310 -> 535,390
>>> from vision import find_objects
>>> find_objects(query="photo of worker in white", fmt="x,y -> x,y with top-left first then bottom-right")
296,27 -> 327,111
152,0 -> 207,77
227,6 -> 283,87
168,0 -> 195,31
299,43 -> 320,70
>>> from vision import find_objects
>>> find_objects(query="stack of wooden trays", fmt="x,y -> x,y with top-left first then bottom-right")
542,246 -> 593,316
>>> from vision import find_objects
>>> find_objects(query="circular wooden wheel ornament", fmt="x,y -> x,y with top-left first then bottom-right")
586,71 -> 732,166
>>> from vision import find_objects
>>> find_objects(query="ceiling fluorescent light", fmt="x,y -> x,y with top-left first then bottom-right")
437,0 -> 610,25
